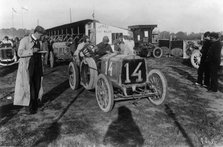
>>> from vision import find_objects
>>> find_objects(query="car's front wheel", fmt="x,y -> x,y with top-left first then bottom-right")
147,69 -> 167,105
95,74 -> 114,112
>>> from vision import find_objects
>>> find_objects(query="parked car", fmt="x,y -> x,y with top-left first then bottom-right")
0,43 -> 18,66
129,25 -> 163,58
68,44 -> 167,112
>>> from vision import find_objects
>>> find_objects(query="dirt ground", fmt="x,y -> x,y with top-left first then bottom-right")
0,57 -> 223,147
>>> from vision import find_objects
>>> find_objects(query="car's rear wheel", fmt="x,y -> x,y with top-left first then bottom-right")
147,69 -> 167,105
190,50 -> 201,69
80,57 -> 98,90
96,74 -> 114,112
152,47 -> 163,58
68,62 -> 80,90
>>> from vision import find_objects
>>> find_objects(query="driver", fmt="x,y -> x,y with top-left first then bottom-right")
94,36 -> 113,59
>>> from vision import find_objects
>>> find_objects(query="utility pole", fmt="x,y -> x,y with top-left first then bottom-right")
11,9 -> 14,28
69,8 -> 72,23
21,8 -> 23,28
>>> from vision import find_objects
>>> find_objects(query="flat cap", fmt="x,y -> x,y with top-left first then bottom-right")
34,25 -> 46,34
103,36 -> 109,43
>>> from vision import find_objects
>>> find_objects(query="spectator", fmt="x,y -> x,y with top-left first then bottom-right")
14,25 -> 46,114
13,37 -> 20,57
69,35 -> 79,56
195,32 -> 211,87
42,35 -> 49,65
114,35 -> 124,53
206,32 -> 222,92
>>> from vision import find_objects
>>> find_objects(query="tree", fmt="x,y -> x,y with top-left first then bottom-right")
159,31 -> 170,39
175,31 -> 187,40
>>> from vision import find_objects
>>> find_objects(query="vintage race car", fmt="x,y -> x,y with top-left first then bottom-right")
134,42 -> 163,58
0,43 -> 18,66
68,44 -> 167,112
49,42 -> 73,67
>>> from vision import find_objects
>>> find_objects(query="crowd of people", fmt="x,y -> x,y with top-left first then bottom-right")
195,32 -> 222,93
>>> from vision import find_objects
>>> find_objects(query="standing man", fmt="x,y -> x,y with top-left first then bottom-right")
14,26 -> 46,114
195,32 -> 211,87
206,32 -> 222,92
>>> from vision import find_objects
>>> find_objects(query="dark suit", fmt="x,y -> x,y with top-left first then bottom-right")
29,38 -> 43,111
206,40 -> 222,91
96,42 -> 113,58
197,40 -> 211,86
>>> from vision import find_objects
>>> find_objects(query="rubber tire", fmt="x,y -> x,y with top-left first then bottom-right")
68,62 -> 80,90
152,47 -> 163,58
147,69 -> 167,105
49,51 -> 54,68
190,50 -> 201,69
80,57 -> 98,90
95,74 -> 114,112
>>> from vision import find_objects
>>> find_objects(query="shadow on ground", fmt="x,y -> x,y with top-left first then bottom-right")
32,122 -> 61,147
0,103 -> 22,126
165,104 -> 195,147
41,80 -> 70,109
171,66 -> 196,83
32,88 -> 84,147
103,106 -> 144,147
182,59 -> 193,68
0,64 -> 18,77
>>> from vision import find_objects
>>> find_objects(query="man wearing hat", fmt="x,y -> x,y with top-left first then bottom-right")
95,36 -> 113,58
195,31 -> 211,87
14,25 -> 46,114
206,32 -> 222,92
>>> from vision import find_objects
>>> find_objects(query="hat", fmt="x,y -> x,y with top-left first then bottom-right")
34,25 -> 46,34
4,36 -> 9,39
103,36 -> 109,43
210,32 -> 219,39
203,31 -> 210,37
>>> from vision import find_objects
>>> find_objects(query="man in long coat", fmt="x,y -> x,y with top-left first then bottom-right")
14,26 -> 45,114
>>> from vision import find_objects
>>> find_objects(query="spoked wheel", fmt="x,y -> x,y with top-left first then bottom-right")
190,50 -> 201,69
80,58 -> 98,90
68,62 -> 80,90
49,51 -> 54,68
147,69 -> 167,105
152,47 -> 163,58
95,74 -> 114,112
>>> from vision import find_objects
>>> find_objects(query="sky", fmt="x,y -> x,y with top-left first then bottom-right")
0,0 -> 223,33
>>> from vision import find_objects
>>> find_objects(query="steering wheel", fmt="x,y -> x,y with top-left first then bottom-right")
78,44 -> 95,61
